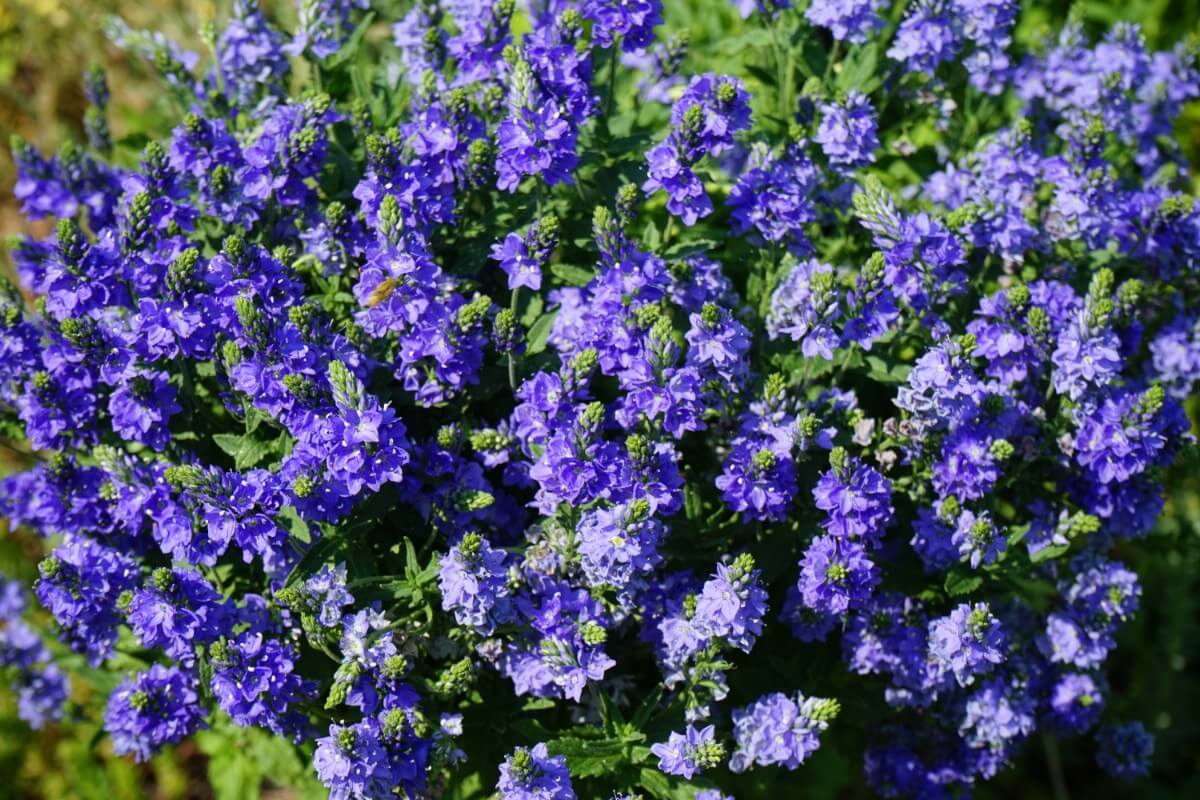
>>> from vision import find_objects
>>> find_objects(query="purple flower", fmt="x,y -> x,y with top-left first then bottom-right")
958,677 -> 1036,750
806,0 -> 886,43
1096,721 -> 1154,779
103,664 -> 206,762
644,74 -> 752,225
15,663 -> 69,729
730,691 -> 840,772
1049,672 -> 1105,733
313,719 -> 391,800
797,534 -> 880,615
578,500 -> 665,590
107,369 -> 181,451
650,724 -> 724,778
491,215 -> 558,292
210,632 -> 316,740
950,508 -> 1006,569
287,0 -> 370,59
438,533 -> 513,635
729,142 -> 820,253
928,603 -> 1006,687
217,0 -> 290,108
717,439 -> 796,522
497,743 -> 576,800
126,567 -> 230,665
583,0 -> 663,52
816,91 -> 879,170
35,535 -> 139,665
693,554 -> 769,653
812,450 -> 894,546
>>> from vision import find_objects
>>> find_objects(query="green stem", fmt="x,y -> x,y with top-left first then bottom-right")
508,286 -> 520,390
1043,732 -> 1071,800
605,40 -> 620,123
824,39 -> 843,86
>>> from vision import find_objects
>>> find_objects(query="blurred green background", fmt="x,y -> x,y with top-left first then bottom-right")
1,1 -> 1199,798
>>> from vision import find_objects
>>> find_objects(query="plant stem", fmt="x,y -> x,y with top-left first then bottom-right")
1043,731 -> 1071,800
824,40 -> 843,86
509,287 -> 520,390
605,40 -> 620,122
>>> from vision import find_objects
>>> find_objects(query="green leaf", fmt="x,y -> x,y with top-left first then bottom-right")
212,432 -> 244,458
526,310 -> 559,354
546,735 -> 627,778
1006,523 -> 1031,548
285,532 -> 345,587
550,263 -> 595,287
837,43 -> 881,94
684,485 -> 704,521
521,697 -> 557,711
865,355 -> 911,384
277,505 -> 311,543
664,239 -> 720,259
1031,542 -> 1071,564
636,767 -> 713,800
744,63 -> 778,87
324,11 -> 376,69
212,431 -> 284,470
944,571 -> 983,597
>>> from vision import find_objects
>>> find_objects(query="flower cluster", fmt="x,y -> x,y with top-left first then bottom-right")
1,2 -> 1197,798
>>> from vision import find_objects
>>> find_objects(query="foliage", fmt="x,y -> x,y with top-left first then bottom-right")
2,1 -> 1200,799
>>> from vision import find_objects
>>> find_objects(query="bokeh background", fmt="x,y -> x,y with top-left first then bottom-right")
1,1 -> 1199,798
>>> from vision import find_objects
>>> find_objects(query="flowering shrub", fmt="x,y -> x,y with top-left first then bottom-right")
1,1 -> 1199,798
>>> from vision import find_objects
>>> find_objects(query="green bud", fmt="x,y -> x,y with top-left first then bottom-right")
862,251 -> 886,283
628,498 -> 650,522
455,489 -> 495,512
382,654 -> 409,680
222,339 -> 243,367
458,532 -> 483,562
150,567 -> 174,592
509,747 -> 534,778
581,401 -> 606,430
291,475 -> 316,498
615,183 -> 640,223
580,620 -> 607,646
434,657 -> 474,697
988,439 -> 1014,461
1066,511 -> 1101,539
730,552 -> 756,580
378,194 -> 404,239
571,347 -> 599,376
162,464 -> 199,488
807,697 -> 841,723
1026,305 -> 1050,336
222,234 -> 248,266
38,556 -> 61,580
1006,284 -> 1029,309
626,433 -> 651,462
1138,384 -> 1165,416
752,447 -> 777,472
764,372 -> 788,401
456,295 -> 492,330
437,425 -> 460,450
